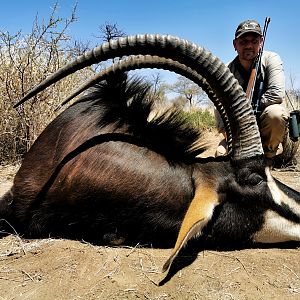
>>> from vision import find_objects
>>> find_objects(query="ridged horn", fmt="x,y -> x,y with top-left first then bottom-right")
57,54 -> 233,154
14,34 -> 263,159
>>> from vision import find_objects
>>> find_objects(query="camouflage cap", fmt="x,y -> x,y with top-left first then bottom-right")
235,20 -> 262,39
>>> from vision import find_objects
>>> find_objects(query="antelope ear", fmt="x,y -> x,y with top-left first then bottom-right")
162,186 -> 219,273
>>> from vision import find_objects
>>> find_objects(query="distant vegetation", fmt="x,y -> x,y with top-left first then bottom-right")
2,5 -> 298,165
0,4 -> 96,164
182,109 -> 216,130
0,5 -> 217,165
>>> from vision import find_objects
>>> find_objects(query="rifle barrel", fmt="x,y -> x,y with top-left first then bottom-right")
245,17 -> 271,107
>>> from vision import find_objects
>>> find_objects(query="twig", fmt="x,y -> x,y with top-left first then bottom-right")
283,264 -> 299,278
0,220 -> 26,256
0,276 -> 23,283
225,266 -> 241,276
143,271 -> 159,286
234,257 -> 250,277
21,270 -> 35,282
126,242 -> 140,257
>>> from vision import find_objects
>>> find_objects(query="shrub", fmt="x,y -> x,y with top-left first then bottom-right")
0,5 -> 95,164
182,109 -> 216,130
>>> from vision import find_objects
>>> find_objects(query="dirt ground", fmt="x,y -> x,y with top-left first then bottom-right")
0,143 -> 300,300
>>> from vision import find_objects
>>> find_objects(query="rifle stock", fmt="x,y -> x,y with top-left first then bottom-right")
246,67 -> 257,101
245,17 -> 271,115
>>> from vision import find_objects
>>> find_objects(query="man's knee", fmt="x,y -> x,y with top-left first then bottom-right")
259,104 -> 288,136
260,104 -> 289,122
259,104 -> 289,158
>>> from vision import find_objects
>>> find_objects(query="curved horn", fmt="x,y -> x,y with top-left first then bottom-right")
14,34 -> 263,159
57,55 -> 233,154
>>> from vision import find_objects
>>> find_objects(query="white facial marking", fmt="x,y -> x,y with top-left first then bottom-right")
266,167 -> 300,217
253,168 -> 300,243
253,210 -> 300,243
265,167 -> 281,205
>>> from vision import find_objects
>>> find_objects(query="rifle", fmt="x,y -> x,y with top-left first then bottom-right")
245,17 -> 271,116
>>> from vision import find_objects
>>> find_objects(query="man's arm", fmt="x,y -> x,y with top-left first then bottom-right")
260,51 -> 285,108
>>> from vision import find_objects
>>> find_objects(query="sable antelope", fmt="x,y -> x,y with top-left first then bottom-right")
0,35 -> 300,273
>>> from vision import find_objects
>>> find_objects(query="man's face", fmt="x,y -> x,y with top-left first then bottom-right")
233,33 -> 263,62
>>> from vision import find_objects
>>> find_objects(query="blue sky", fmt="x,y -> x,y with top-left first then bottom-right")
1,0 -> 300,89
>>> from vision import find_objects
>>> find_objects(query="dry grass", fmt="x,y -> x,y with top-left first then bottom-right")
0,5 -> 95,164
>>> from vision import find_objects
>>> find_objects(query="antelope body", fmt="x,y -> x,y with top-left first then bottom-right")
0,34 -> 299,271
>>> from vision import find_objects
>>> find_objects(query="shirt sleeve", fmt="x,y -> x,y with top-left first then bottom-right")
260,52 -> 285,108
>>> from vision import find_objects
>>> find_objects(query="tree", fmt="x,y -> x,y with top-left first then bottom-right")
286,73 -> 300,110
168,76 -> 208,109
93,22 -> 127,72
98,22 -> 126,42
148,72 -> 168,105
172,96 -> 188,110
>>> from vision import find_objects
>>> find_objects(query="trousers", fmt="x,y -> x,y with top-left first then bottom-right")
215,104 -> 289,158
259,104 -> 289,158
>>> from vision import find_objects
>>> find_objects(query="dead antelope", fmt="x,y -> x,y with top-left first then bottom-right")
1,35 -> 299,273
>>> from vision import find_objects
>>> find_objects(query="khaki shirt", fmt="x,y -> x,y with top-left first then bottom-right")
228,51 -> 285,109
215,51 -> 285,132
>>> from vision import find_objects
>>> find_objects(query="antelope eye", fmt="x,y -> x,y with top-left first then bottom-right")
248,173 -> 264,186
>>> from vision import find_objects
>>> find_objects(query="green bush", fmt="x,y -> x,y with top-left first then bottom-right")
182,109 -> 216,130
